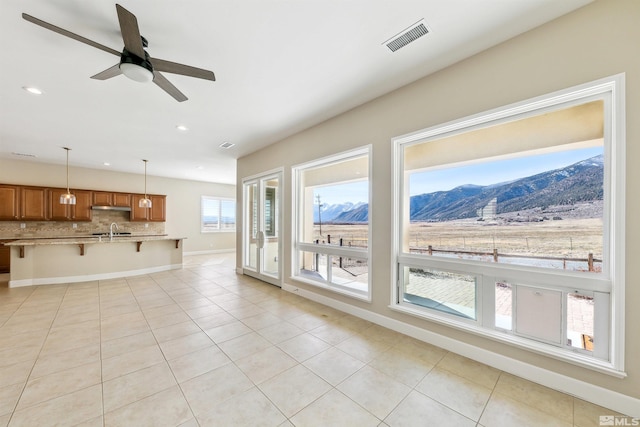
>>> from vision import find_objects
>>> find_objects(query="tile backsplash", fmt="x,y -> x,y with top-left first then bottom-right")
0,210 -> 165,238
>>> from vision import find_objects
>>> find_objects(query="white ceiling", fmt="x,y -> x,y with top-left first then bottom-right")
0,0 -> 592,185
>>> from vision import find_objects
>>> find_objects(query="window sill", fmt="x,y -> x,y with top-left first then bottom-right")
290,275 -> 371,303
389,303 -> 626,378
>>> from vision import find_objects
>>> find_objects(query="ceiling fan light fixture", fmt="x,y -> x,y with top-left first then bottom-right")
120,62 -> 153,83
120,49 -> 154,83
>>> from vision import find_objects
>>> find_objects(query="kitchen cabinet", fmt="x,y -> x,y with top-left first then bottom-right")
92,191 -> 112,206
20,187 -> 47,220
0,185 -> 20,220
113,192 -> 131,207
130,194 -> 166,222
72,190 -> 93,221
47,189 -> 93,221
0,183 -> 166,222
93,191 -> 131,207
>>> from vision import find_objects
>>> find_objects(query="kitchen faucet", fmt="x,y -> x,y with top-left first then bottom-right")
109,222 -> 119,241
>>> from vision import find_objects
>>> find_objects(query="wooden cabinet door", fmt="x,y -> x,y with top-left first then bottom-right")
149,195 -> 166,222
113,193 -> 131,207
71,190 -> 93,221
130,194 -> 149,221
47,188 -> 70,220
21,187 -> 47,220
92,191 -> 113,206
130,194 -> 165,222
0,185 -> 20,220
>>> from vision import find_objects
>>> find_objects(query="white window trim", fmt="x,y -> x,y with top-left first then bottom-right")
200,196 -> 236,233
391,74 -> 626,376
291,145 -> 373,301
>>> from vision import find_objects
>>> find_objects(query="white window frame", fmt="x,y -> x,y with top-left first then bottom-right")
292,146 -> 372,301
392,74 -> 625,376
201,196 -> 236,233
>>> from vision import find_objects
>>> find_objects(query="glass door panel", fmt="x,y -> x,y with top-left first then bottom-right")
243,172 -> 282,286
243,182 -> 258,271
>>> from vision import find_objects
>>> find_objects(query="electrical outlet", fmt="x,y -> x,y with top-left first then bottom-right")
72,223 -> 77,229
20,223 -> 26,229
144,223 -> 149,228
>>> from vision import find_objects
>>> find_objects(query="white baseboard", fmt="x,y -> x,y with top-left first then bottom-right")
184,249 -> 235,256
282,282 -> 640,418
9,264 -> 183,288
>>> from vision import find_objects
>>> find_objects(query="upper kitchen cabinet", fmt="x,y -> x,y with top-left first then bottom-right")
20,187 -> 47,221
130,194 -> 166,222
93,191 -> 131,207
47,189 -> 92,221
0,185 -> 20,220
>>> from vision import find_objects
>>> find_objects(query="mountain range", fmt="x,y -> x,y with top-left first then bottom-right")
313,201 -> 366,223
322,154 -> 603,223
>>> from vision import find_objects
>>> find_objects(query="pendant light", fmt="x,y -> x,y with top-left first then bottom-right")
60,147 -> 76,205
139,159 -> 152,208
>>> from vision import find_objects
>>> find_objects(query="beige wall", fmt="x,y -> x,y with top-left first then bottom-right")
237,0 -> 639,402
0,158 -> 236,253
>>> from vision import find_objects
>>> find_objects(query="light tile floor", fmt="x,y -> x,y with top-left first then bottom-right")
0,253 -> 627,426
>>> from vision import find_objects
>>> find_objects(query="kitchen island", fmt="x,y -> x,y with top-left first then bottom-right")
4,235 -> 185,287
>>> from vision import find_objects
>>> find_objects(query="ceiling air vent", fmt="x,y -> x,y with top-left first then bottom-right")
219,141 -> 235,149
384,20 -> 429,52
11,152 -> 37,158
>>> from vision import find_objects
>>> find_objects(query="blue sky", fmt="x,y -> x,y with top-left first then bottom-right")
313,181 -> 368,205
409,146 -> 603,195
310,146 -> 603,204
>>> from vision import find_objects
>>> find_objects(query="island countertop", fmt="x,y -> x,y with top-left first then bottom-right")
4,235 -> 185,246
5,235 -> 185,288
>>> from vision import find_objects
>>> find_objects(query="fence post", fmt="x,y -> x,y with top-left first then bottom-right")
428,245 -> 432,255
588,253 -> 594,272
493,249 -> 498,262
327,234 -> 331,244
339,238 -> 343,268
315,239 -> 319,271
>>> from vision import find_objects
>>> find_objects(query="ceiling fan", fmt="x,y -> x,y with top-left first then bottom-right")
22,4 -> 215,102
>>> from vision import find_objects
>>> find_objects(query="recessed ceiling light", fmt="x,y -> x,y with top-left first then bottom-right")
176,125 -> 189,131
219,141 -> 235,149
22,86 -> 43,95
103,162 -> 111,166
196,166 -> 204,170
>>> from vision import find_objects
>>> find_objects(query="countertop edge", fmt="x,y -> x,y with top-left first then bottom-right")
5,236 -> 186,246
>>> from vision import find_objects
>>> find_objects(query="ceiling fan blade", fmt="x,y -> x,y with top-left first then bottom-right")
153,72 -> 188,102
90,64 -> 122,80
115,4 -> 145,58
22,13 -> 120,57
150,58 -> 216,81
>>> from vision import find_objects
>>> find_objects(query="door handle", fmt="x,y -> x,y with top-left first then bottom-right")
258,231 -> 265,249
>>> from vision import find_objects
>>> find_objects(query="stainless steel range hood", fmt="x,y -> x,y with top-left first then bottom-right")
91,205 -> 132,212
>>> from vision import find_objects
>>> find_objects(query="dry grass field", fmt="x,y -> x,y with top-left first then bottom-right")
313,217 -> 602,271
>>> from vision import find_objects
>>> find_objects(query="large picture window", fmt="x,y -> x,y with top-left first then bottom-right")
393,75 -> 625,374
293,147 -> 371,300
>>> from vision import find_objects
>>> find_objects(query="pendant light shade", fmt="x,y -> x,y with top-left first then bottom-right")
60,147 -> 76,205
139,159 -> 152,208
